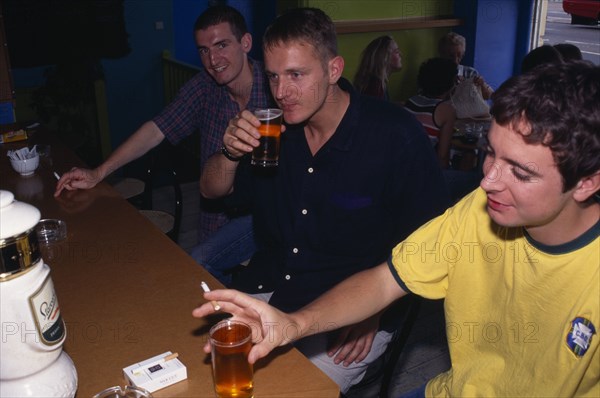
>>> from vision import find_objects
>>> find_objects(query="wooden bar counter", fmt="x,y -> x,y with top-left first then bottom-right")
0,130 -> 339,397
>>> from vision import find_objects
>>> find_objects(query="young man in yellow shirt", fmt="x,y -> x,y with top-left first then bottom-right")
195,59 -> 599,397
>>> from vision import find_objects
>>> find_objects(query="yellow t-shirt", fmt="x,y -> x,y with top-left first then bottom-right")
390,188 -> 600,397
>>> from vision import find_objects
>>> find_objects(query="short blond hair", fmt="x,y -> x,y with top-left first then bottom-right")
438,32 -> 466,57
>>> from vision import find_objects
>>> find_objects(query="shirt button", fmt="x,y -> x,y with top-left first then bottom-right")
292,247 -> 299,254
301,209 -> 308,215
285,274 -> 291,280
258,285 -> 263,290
308,167 -> 314,173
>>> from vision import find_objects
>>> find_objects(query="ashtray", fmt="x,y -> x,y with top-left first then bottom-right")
92,385 -> 153,398
36,219 -> 67,244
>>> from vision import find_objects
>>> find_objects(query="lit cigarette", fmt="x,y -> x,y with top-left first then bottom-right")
53,172 -> 61,181
201,281 -> 221,311
132,352 -> 179,376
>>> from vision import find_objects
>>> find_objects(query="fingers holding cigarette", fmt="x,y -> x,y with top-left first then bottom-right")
200,281 -> 221,311
191,287 -> 299,363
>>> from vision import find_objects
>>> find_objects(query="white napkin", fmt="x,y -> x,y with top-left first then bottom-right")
7,146 -> 38,161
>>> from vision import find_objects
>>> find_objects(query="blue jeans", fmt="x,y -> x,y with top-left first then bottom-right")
190,214 -> 256,286
399,383 -> 427,398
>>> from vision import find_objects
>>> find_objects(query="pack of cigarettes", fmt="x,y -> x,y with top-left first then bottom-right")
123,351 -> 187,393
0,129 -> 28,144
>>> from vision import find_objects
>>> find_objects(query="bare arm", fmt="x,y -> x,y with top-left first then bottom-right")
199,110 -> 262,198
434,101 -> 457,169
193,262 -> 407,363
474,76 -> 494,100
293,263 -> 407,338
199,152 -> 243,198
55,121 -> 164,196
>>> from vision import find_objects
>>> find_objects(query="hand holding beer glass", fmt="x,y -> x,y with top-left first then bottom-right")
209,319 -> 254,398
251,108 -> 283,167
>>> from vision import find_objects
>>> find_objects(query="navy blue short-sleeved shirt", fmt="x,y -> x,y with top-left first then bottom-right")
228,78 -> 450,312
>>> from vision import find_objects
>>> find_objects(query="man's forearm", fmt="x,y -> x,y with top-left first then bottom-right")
200,152 -> 240,198
292,263 -> 407,340
97,121 -> 165,179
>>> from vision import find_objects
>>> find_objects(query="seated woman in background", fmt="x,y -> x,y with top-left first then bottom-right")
438,32 -> 493,99
404,57 -> 457,169
353,35 -> 402,100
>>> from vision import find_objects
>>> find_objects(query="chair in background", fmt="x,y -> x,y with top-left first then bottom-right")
161,51 -> 203,159
111,142 -> 183,242
111,176 -> 145,207
112,52 -> 199,242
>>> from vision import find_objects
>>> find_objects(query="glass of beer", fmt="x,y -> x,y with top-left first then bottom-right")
209,319 -> 254,398
251,108 -> 283,167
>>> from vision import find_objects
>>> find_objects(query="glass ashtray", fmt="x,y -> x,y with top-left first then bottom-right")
35,219 -> 67,244
93,385 -> 153,398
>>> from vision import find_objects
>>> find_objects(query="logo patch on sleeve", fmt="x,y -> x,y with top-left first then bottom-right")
566,317 -> 596,357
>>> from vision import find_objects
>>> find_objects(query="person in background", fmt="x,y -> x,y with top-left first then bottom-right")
404,57 -> 480,202
521,44 -> 564,74
438,32 -> 493,99
195,60 -> 600,398
54,5 -> 273,284
353,35 -> 402,100
198,7 -> 449,395
404,57 -> 458,169
554,43 -> 583,62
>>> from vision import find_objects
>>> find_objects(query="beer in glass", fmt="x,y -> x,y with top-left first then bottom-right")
252,108 -> 283,167
209,320 -> 254,398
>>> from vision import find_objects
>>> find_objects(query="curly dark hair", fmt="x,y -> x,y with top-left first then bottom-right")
491,61 -> 600,192
194,5 -> 248,42
263,8 -> 337,70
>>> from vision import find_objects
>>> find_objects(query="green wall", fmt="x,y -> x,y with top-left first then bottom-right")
280,0 -> 455,102
339,29 -> 449,102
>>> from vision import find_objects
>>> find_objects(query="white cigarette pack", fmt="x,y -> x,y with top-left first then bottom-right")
123,351 -> 187,393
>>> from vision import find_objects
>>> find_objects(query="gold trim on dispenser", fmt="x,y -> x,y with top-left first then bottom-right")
0,228 -> 42,281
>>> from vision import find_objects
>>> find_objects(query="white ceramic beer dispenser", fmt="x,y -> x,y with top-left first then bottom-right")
0,190 -> 78,397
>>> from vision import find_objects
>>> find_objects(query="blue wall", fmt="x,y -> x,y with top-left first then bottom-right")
102,1 -> 173,148
454,0 -> 534,91
173,0 -> 208,68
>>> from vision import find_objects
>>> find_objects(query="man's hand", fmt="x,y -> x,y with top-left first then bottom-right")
54,167 -> 104,197
192,289 -> 299,364
222,110 -> 286,159
327,314 -> 380,366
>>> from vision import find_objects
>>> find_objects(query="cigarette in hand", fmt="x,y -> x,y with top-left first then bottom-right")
201,281 -> 221,311
53,172 -> 61,181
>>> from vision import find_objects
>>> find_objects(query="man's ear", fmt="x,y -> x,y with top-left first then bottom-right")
573,170 -> 600,202
328,55 -> 345,84
241,33 -> 252,53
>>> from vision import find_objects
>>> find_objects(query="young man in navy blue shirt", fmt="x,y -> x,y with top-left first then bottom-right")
199,7 -> 449,394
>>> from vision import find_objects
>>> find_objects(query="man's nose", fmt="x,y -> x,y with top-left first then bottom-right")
480,161 -> 505,191
275,82 -> 300,101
